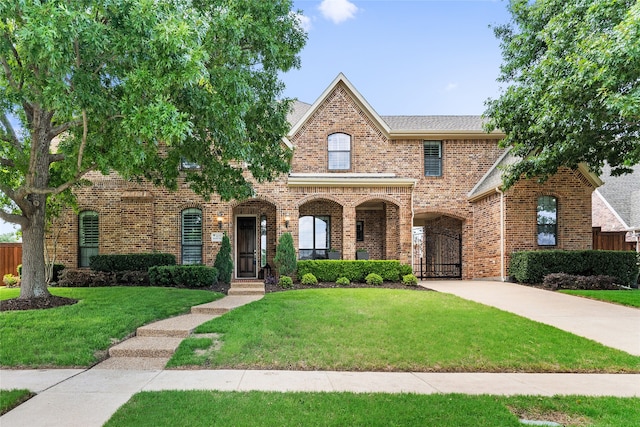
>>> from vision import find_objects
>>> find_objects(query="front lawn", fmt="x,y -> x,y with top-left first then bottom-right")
559,289 -> 640,308
169,288 -> 640,372
0,287 -> 222,367
104,391 -> 640,427
1,389 -> 33,416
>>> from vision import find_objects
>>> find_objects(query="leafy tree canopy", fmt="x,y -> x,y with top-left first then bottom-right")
485,0 -> 640,188
0,0 -> 305,299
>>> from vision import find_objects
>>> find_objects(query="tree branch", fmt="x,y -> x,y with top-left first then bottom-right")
0,157 -> 15,167
0,112 -> 22,151
22,164 -> 97,196
0,209 -> 26,228
77,110 -> 88,171
48,153 -> 65,164
48,119 -> 83,139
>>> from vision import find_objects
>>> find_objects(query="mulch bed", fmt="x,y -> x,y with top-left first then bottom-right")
0,295 -> 78,312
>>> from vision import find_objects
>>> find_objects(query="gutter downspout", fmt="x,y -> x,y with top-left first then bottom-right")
497,188 -> 506,282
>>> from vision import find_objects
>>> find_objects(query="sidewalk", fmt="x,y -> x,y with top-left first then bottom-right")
2,280 -> 639,427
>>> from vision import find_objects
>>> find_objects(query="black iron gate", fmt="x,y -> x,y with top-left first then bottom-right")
413,227 -> 462,279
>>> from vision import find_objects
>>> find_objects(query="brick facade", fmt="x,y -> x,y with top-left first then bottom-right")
50,75 -> 597,281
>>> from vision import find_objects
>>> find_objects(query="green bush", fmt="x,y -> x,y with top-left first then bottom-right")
48,263 -> 65,283
214,234 -> 233,284
90,253 -> 176,272
278,275 -> 293,288
274,233 -> 297,277
301,273 -> 318,285
148,265 -> 218,288
509,250 -> 639,287
297,260 -> 404,282
17,264 -> 22,276
336,276 -> 350,286
57,269 -> 114,287
3,274 -> 20,287
402,273 -> 418,286
398,264 -> 413,277
365,273 -> 383,286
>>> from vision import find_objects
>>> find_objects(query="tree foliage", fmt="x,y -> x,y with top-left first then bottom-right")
274,232 -> 296,277
0,0 -> 306,299
485,0 -> 640,188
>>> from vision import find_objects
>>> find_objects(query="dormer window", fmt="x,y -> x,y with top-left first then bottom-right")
328,133 -> 351,170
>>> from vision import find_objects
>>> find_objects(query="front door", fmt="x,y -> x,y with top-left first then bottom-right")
237,217 -> 256,278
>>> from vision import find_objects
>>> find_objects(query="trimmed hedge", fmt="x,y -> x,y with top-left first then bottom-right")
543,273 -> 623,290
296,260 -> 409,283
148,265 -> 218,288
509,250 -> 639,287
56,269 -> 150,287
90,253 -> 176,272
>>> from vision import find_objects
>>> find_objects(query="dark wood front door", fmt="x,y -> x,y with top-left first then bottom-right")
237,217 -> 256,277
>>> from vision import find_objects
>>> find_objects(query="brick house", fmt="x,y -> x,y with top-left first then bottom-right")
52,74 -> 602,280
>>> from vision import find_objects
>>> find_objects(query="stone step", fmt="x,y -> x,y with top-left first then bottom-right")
108,336 -> 184,358
136,313 -> 218,338
191,295 -> 264,314
231,281 -> 265,289
228,287 -> 265,296
94,356 -> 170,370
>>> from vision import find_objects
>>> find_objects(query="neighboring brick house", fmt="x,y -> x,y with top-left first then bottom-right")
51,74 -> 602,280
592,164 -> 640,252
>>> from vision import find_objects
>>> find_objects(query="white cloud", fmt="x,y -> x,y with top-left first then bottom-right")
318,0 -> 358,24
292,12 -> 312,32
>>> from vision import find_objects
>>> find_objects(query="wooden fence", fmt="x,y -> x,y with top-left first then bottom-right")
592,227 -> 635,251
1,243 -> 22,277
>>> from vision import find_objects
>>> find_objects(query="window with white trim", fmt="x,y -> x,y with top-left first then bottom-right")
181,208 -> 203,264
79,211 -> 99,267
328,133 -> 351,170
424,141 -> 442,176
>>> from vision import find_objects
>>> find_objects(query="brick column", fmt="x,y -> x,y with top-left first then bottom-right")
343,205 -> 356,260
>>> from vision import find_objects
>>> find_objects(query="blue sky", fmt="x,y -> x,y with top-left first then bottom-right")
0,0 -> 512,237
281,0 -> 511,115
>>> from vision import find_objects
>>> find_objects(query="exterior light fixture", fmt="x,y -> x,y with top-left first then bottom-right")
217,215 -> 223,230
284,215 -> 291,229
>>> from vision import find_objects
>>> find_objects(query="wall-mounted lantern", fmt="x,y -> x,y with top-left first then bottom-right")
284,215 -> 291,229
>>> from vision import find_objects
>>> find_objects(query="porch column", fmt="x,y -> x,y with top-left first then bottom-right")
396,204 -> 412,265
343,205 -> 356,260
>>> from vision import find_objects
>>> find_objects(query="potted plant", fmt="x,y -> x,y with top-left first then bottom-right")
356,248 -> 369,260
328,248 -> 340,260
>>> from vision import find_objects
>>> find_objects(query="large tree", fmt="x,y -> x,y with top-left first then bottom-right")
0,0 -> 305,300
485,0 -> 640,188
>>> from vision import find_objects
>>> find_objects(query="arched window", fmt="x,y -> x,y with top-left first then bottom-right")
181,208 -> 203,264
79,211 -> 99,267
537,196 -> 557,246
328,133 -> 351,170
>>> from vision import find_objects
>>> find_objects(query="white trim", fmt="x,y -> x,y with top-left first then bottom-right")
594,189 -> 629,229
288,175 -> 416,188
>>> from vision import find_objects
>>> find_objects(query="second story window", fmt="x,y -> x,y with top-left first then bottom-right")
424,141 -> 442,176
328,133 -> 351,170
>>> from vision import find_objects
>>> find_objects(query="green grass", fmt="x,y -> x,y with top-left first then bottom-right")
0,287 -> 222,367
1,389 -> 33,415
104,391 -> 640,427
559,289 -> 640,307
169,289 -> 640,372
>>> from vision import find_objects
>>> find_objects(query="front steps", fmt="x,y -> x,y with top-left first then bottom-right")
96,292 -> 263,370
227,280 -> 265,296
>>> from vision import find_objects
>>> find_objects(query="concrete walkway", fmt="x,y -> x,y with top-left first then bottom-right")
2,281 -> 639,427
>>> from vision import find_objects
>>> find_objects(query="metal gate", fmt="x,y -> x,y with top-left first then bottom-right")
413,227 -> 461,279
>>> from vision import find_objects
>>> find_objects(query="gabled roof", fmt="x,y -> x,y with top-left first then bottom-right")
286,73 -> 504,140
596,164 -> 640,230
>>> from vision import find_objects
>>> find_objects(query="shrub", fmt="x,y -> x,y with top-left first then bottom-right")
301,273 -> 318,285
336,276 -> 350,286
365,273 -> 383,286
264,274 -> 277,286
509,250 -> 639,287
399,264 -> 413,277
57,269 -> 114,287
402,273 -> 418,286
278,275 -> 293,288
274,233 -> 297,277
297,260 -> 404,283
90,253 -> 176,272
47,263 -> 65,283
543,273 -> 622,290
148,265 -> 218,288
214,234 -> 233,284
3,274 -> 20,287
17,264 -> 22,276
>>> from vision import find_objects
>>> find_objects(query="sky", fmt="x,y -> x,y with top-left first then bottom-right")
0,0 -> 512,238
281,0 -> 511,115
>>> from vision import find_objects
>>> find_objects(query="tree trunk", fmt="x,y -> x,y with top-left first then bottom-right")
18,107 -> 52,300
19,205 -> 50,299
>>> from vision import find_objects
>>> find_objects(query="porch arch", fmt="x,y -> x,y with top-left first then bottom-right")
355,197 -> 401,261
413,212 -> 464,278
